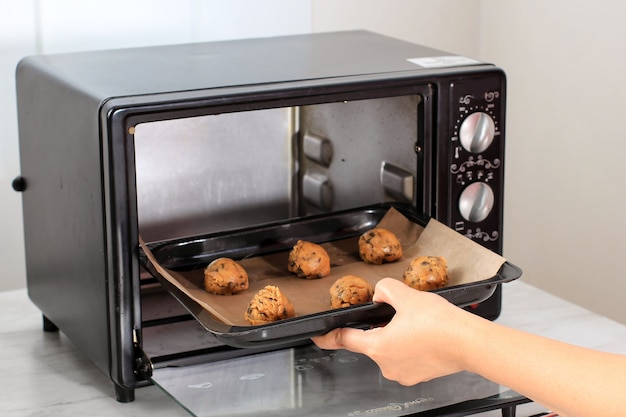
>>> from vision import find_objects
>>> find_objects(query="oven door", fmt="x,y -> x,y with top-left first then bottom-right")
148,343 -> 528,417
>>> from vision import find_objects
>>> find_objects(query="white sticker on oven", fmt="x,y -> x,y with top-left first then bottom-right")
407,56 -> 482,68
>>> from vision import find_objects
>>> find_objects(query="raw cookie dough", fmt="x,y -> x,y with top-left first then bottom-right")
329,275 -> 374,309
358,227 -> 403,265
287,240 -> 331,279
402,255 -> 449,291
203,257 -> 249,295
244,285 -> 296,325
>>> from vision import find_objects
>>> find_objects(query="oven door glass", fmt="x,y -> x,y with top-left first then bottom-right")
150,343 -> 509,417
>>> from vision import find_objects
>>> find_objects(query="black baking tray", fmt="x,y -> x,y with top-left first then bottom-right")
140,204 -> 522,348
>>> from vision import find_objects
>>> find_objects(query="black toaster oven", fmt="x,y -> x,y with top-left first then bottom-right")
14,31 -> 522,415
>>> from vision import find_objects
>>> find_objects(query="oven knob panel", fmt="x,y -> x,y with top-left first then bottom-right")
447,80 -> 504,253
459,112 -> 495,153
458,182 -> 494,223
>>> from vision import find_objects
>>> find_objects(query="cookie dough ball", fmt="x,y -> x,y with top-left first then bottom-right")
358,227 -> 403,265
287,240 -> 331,279
329,275 -> 374,309
402,256 -> 449,291
244,285 -> 295,325
204,257 -> 249,295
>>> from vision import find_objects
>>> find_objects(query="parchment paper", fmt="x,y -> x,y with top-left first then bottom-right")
140,208 -> 505,327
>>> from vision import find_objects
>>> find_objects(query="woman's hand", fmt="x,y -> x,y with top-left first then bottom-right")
314,277 -> 626,417
312,277 -> 468,385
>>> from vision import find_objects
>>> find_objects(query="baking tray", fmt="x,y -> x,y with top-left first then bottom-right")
140,204 -> 522,348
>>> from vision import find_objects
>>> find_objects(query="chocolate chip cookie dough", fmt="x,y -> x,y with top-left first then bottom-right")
329,275 -> 374,309
204,257 -> 249,295
287,240 -> 331,279
244,285 -> 296,325
358,227 -> 403,265
402,255 -> 449,291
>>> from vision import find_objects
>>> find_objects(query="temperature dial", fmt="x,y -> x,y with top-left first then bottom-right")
459,182 -> 494,222
459,112 -> 495,153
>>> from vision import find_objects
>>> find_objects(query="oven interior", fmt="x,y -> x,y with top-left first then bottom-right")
135,93 -> 424,366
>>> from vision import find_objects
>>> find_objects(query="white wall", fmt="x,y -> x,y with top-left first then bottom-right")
312,0 -> 481,58
0,1 -> 36,292
479,0 -> 626,325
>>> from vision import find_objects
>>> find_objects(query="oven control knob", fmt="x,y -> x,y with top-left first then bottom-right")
459,182 -> 494,222
459,112 -> 495,153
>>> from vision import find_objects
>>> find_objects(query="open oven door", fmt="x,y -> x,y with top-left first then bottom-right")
148,343 -> 529,417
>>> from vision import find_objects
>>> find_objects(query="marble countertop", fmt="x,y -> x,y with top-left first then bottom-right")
2,279 -> 626,417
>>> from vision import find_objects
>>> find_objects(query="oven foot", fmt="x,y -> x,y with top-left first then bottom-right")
42,315 -> 59,332
501,406 -> 516,417
115,385 -> 135,403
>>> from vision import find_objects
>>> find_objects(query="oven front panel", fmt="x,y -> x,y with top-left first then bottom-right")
128,72 -> 507,254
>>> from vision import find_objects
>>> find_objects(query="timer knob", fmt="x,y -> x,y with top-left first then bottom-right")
459,182 -> 494,222
459,112 -> 495,153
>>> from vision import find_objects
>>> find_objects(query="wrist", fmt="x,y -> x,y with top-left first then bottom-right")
440,305 -> 487,374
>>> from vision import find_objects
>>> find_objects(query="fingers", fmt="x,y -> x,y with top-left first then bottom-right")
313,279 -> 410,352
313,278 -> 433,354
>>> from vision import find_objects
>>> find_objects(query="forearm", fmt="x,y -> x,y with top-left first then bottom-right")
457,313 -> 626,417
